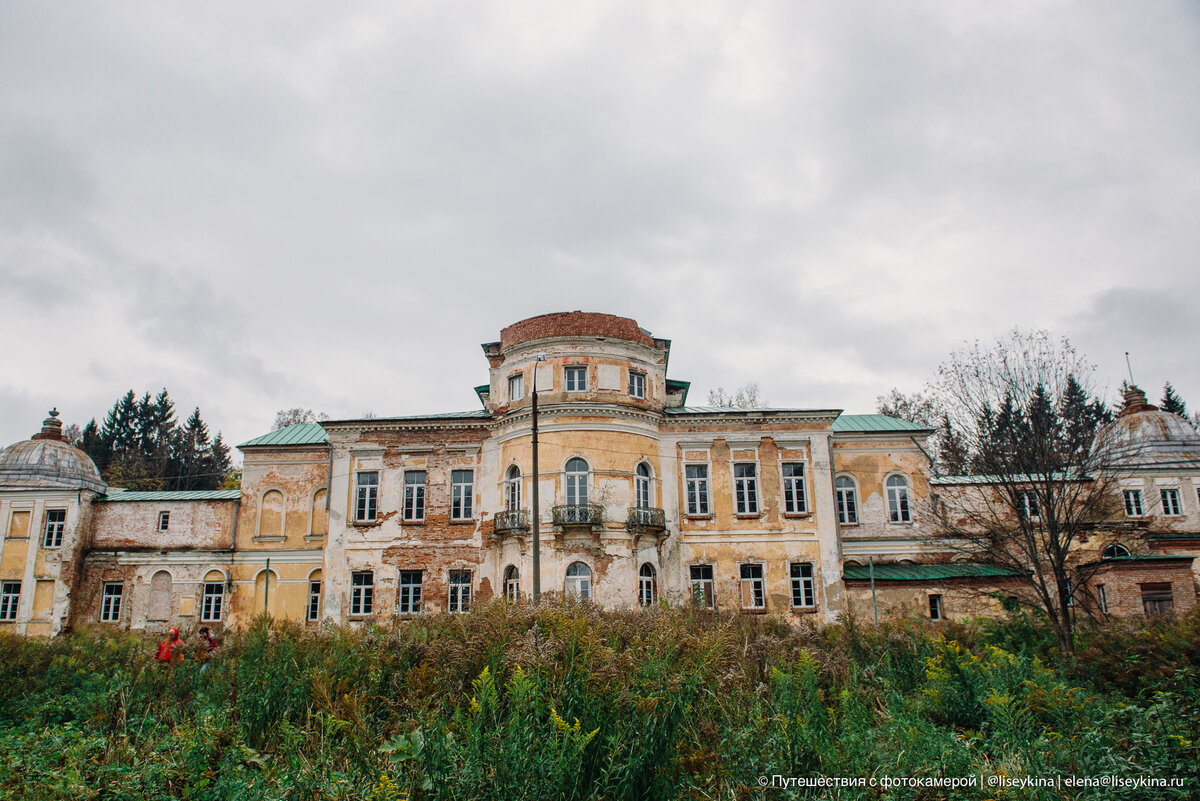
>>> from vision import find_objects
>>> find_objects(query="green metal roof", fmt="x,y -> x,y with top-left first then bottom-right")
1148,533 -> 1200,541
843,563 -> 1023,581
239,423 -> 329,448
474,384 -> 490,408
832,414 -> 933,433
665,379 -> 690,405
664,406 -> 841,416
100,490 -> 241,502
1099,554 -> 1195,563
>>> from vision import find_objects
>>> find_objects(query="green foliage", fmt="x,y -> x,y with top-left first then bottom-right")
1,605 -> 1198,799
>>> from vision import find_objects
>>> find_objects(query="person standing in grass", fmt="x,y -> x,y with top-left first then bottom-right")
155,627 -> 185,665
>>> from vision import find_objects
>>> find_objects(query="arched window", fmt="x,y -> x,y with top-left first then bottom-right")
638,563 -> 656,607
886,475 -> 911,523
148,570 -> 172,621
635,463 -> 652,508
1102,544 -> 1131,559
310,489 -> 328,538
565,458 -> 589,506
505,465 -> 521,511
259,489 -> 285,537
835,476 -> 858,524
565,561 -> 592,600
504,565 -> 520,602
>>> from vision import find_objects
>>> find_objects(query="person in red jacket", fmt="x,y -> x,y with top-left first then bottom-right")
155,627 -> 185,664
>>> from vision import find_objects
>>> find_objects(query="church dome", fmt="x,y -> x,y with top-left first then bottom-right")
0,410 -> 106,492
1096,386 -> 1200,468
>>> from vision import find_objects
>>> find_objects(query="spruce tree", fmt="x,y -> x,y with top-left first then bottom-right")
1160,382 -> 1188,418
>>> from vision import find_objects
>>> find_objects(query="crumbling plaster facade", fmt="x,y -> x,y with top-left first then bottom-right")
2,313 -> 1198,634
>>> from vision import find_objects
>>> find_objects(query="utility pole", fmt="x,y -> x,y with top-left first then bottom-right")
531,353 -> 547,602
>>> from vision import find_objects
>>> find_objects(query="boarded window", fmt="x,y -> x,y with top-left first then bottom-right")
148,571 -> 172,621
1141,583 -> 1174,616
260,490 -> 284,537
311,489 -> 328,537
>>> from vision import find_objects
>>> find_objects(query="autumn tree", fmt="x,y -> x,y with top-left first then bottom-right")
272,408 -> 330,430
928,330 -> 1119,654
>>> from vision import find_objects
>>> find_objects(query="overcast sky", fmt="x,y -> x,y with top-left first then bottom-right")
2,2 -> 1198,456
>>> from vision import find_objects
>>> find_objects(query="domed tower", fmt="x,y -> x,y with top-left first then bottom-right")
0,410 -> 104,635
1098,385 -> 1200,469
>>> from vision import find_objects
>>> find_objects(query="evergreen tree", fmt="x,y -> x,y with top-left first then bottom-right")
1160,382 -> 1188,418
936,413 -> 969,475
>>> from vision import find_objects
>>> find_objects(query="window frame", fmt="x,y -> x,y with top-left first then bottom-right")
1160,487 -> 1182,516
100,582 -> 123,622
42,509 -> 66,548
790,562 -> 816,609
739,563 -> 766,610
0,581 -> 20,622
684,464 -> 710,516
201,582 -> 224,622
1017,490 -> 1040,521
397,570 -> 423,615
564,365 -> 588,392
638,562 -> 656,607
1096,584 -> 1108,614
928,593 -> 943,621
1123,489 -> 1144,517
628,370 -> 646,399
564,458 -> 589,506
564,561 -> 592,600
355,471 -> 379,523
835,476 -> 859,525
886,474 -> 912,524
448,570 -> 472,613
1102,544 -> 1131,559
403,470 -> 427,522
307,580 -> 322,622
733,462 -> 760,516
350,571 -> 374,617
158,511 -> 170,532
781,462 -> 808,514
504,565 -> 520,602
504,465 -> 521,511
689,564 -> 714,609
450,469 -> 474,521
634,462 -> 652,509
507,373 -> 525,401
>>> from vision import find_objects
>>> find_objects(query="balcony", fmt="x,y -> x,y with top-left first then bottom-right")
626,506 -> 666,532
493,509 -> 530,536
552,503 -> 604,528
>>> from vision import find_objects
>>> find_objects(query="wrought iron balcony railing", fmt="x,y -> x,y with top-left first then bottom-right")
626,506 -> 666,531
552,503 -> 604,527
493,509 -> 530,535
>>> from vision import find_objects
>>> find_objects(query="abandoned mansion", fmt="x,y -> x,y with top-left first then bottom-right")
1,312 -> 1197,635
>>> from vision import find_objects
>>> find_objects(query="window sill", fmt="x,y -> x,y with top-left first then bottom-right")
839,521 -> 860,527
781,512 -> 811,519
734,514 -> 763,520
449,519 -> 474,525
252,536 -> 285,543
402,518 -> 426,525
740,607 -> 767,615
790,607 -> 819,615
684,514 -> 714,520
352,521 -> 379,528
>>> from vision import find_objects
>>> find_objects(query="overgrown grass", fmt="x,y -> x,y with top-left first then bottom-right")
1,603 -> 1197,800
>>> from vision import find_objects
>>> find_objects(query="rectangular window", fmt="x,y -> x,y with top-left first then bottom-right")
1161,488 -> 1182,516
1141,582 -> 1174,616
449,570 -> 472,613
1018,490 -> 1039,520
158,511 -> 170,531
355,471 -> 379,522
100,582 -> 123,622
508,373 -> 524,401
733,463 -> 759,515
740,564 -> 765,609
685,464 -> 710,516
0,582 -> 20,621
403,471 -> 426,521
790,563 -> 815,608
689,565 -> 714,609
628,370 -> 646,398
564,366 -> 587,392
397,571 -> 423,614
929,594 -> 943,621
451,470 -> 474,520
307,581 -> 321,621
350,571 -> 373,616
1096,584 -> 1108,614
1123,489 -> 1144,517
201,582 -> 224,622
43,509 -> 66,548
781,463 -> 807,514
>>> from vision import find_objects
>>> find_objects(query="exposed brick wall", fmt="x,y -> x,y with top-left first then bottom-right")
500,312 -> 654,350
